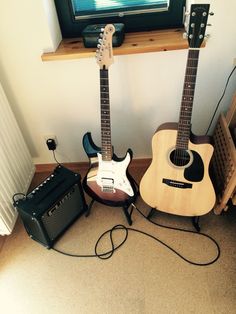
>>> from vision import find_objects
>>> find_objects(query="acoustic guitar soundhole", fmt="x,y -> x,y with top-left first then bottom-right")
169,149 -> 191,167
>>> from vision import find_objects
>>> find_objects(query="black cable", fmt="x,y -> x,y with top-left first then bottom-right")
133,204 -> 220,266
206,65 -> 236,135
52,224 -> 128,259
52,204 -> 220,266
52,150 -> 61,165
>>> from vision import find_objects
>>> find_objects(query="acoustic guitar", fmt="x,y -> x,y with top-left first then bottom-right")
140,4 -> 216,216
83,24 -> 137,207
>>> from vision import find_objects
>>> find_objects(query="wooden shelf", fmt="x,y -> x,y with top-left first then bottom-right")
41,28 -> 191,61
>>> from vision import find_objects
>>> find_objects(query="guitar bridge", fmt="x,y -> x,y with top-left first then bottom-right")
163,178 -> 192,189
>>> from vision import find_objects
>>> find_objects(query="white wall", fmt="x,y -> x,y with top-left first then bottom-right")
0,0 -> 235,164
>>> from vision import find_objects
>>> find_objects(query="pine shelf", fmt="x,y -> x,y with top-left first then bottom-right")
41,28 -> 192,61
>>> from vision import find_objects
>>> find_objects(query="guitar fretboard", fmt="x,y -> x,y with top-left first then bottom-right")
176,49 -> 200,150
100,69 -> 112,161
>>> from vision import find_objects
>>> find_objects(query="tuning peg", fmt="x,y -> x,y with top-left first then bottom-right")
98,38 -> 103,44
97,44 -> 101,49
207,24 -> 212,27
184,11 -> 190,16
205,34 -> 210,39
100,28 -> 105,32
209,12 -> 214,16
183,32 -> 188,39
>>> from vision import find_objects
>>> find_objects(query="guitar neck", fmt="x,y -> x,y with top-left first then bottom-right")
100,68 -> 112,161
176,49 -> 200,150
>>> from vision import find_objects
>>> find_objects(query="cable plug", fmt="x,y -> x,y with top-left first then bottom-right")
46,138 -> 57,151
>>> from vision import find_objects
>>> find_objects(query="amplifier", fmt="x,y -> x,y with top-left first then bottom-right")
82,23 -> 125,48
14,165 -> 87,248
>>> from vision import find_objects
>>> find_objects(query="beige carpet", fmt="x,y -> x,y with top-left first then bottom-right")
0,170 -> 236,314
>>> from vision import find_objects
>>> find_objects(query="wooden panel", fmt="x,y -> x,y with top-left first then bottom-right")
212,113 -> 236,214
226,92 -> 236,128
35,162 -> 89,173
35,158 -> 151,173
41,28 -> 199,61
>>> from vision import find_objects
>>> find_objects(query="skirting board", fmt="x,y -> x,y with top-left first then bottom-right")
35,158 -> 151,173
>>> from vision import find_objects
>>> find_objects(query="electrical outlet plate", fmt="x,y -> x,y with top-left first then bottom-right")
43,134 -> 58,145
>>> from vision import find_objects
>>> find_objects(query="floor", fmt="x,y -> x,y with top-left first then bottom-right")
0,165 -> 236,314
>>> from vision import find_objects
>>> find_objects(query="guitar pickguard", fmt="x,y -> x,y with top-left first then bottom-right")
184,150 -> 204,182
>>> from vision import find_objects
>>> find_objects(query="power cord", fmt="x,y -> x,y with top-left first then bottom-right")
52,203 -> 220,266
52,150 -> 61,165
206,65 -> 236,135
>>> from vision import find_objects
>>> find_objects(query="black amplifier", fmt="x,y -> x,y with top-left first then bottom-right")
14,165 -> 87,248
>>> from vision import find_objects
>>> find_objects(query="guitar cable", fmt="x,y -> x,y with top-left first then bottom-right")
52,202 -> 221,266
47,148 -> 221,265
13,182 -> 221,266
206,65 -> 236,135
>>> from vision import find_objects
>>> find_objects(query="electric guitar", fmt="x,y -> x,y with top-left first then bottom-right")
140,4 -> 216,217
83,24 -> 137,207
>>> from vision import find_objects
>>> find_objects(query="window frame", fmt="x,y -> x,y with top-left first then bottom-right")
72,0 -> 169,20
54,0 -> 186,38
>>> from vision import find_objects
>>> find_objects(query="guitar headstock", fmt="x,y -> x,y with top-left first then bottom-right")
186,4 -> 211,48
96,24 -> 115,69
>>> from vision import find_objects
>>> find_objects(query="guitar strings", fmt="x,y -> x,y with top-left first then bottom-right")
175,9 -> 205,167
175,49 -> 196,167
176,49 -> 194,167
100,68 -> 112,161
